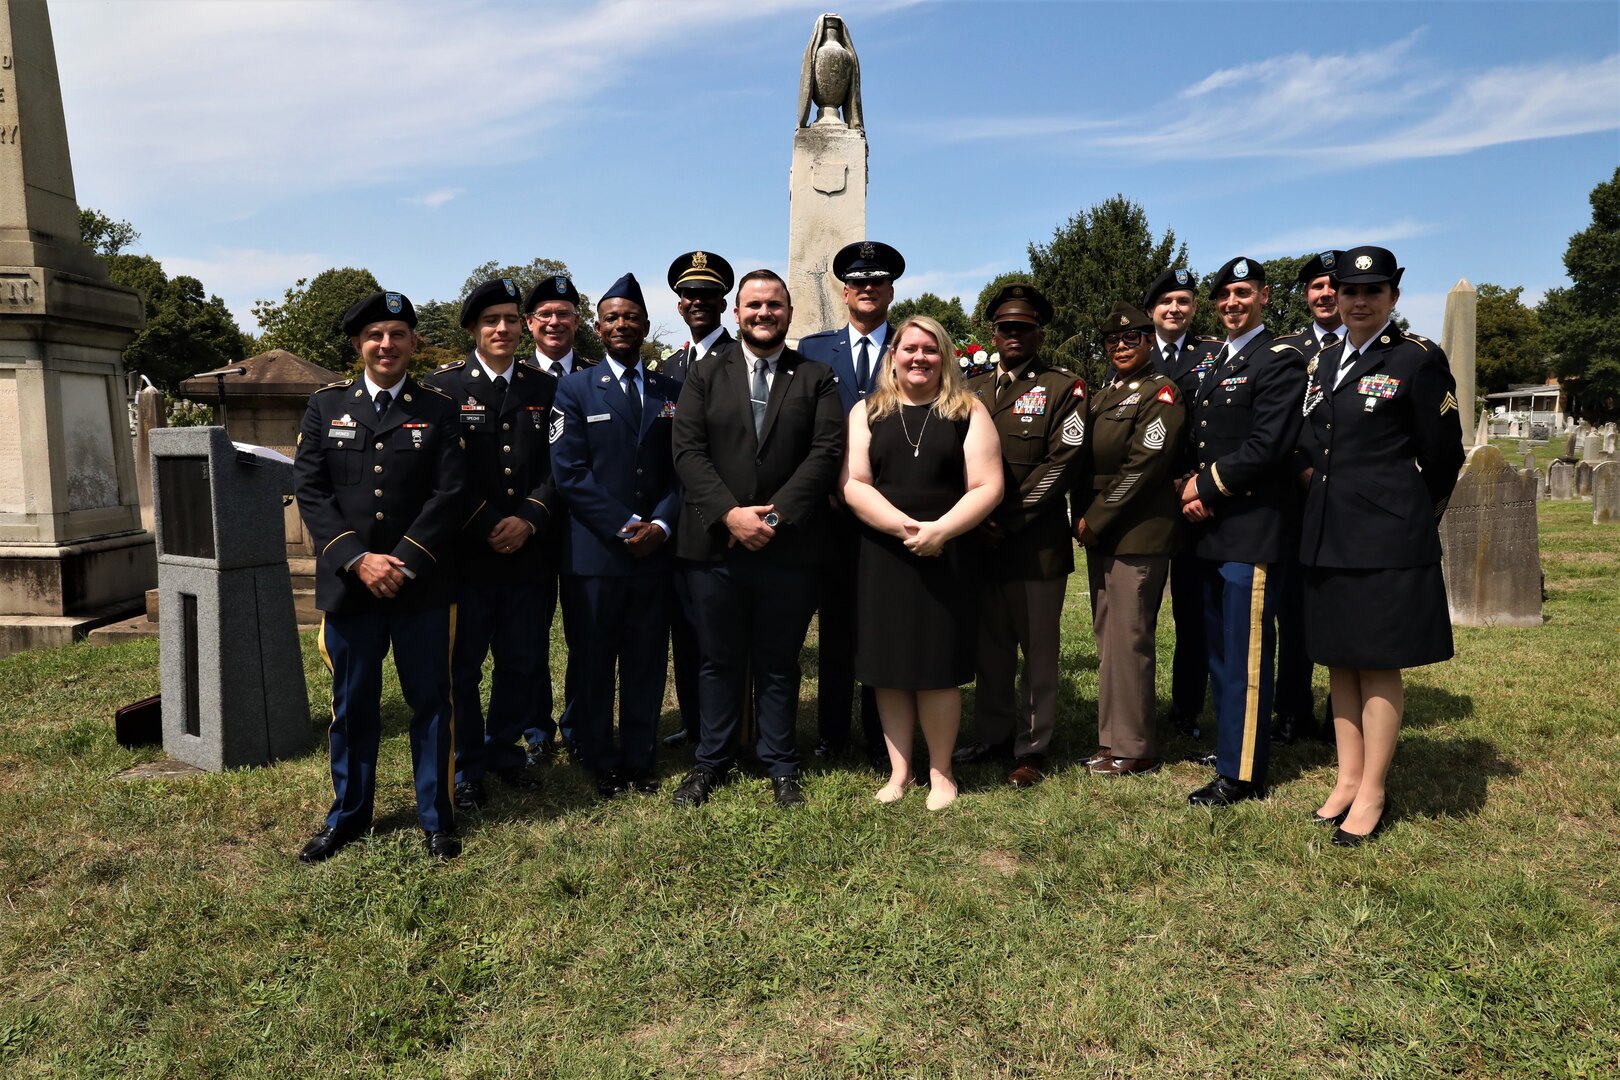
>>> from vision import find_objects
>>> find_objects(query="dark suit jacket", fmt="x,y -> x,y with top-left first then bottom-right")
549,362 -> 682,577
665,327 -> 732,383
293,376 -> 466,613
672,341 -> 844,565
795,322 -> 892,414
421,354 -> 559,585
1296,326 -> 1465,568
1188,329 -> 1308,564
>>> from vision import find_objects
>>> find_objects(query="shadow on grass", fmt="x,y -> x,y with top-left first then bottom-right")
1396,733 -> 1518,820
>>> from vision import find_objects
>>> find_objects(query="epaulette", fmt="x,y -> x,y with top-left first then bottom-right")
418,381 -> 453,399
1404,331 -> 1432,352
315,379 -> 353,393
518,357 -> 544,372
1269,341 -> 1303,354
1197,336 -> 1221,343
434,358 -> 467,372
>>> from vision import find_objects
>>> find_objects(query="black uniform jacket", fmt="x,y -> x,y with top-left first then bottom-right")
422,354 -> 559,585
672,341 -> 844,566
1188,329 -> 1308,564
966,357 -> 1090,581
1153,336 -> 1222,478
1077,371 -> 1187,557
1295,326 -> 1465,569
294,376 -> 466,614
663,327 -> 732,383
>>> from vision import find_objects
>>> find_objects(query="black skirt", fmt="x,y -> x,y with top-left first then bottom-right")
1303,564 -> 1453,670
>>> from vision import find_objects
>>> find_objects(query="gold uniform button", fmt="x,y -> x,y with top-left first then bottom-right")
373,465 -> 383,474
374,511 -> 385,520
375,442 -> 384,450
502,423 -> 511,431
1200,420 -> 1207,427
503,467 -> 512,476
506,488 -> 515,496
503,446 -> 512,454
1199,441 -> 1206,448
374,489 -> 383,497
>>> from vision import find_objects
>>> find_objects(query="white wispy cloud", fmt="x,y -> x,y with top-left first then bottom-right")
402,189 -> 463,209
894,261 -> 1016,305
158,248 -> 334,327
1245,218 -> 1439,258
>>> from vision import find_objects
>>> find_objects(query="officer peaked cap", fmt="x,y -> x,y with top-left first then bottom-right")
832,240 -> 905,283
668,250 -> 735,294
985,282 -> 1054,326
1099,301 -> 1153,336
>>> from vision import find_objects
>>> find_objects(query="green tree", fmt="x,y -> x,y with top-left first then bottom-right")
252,267 -> 381,372
1475,284 -> 1547,395
78,207 -> 140,257
1258,254 -> 1312,336
430,258 -> 603,362
103,254 -> 244,392
970,270 -> 1033,348
889,292 -> 973,342
1540,167 -> 1620,423
1027,196 -> 1186,386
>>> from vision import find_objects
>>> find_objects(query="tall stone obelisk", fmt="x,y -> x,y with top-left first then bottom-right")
787,13 -> 867,340
0,0 -> 153,653
1441,278 -> 1477,449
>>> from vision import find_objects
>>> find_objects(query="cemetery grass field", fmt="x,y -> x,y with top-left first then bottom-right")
1,501 -> 1616,1079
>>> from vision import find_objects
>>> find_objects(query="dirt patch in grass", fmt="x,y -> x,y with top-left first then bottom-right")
980,849 -> 1021,876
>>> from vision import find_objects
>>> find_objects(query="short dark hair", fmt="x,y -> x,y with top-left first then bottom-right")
736,268 -> 791,306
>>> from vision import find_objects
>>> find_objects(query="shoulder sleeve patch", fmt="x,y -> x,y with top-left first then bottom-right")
1072,379 -> 1086,399
1155,384 -> 1177,405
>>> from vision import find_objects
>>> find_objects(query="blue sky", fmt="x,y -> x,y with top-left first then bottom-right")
51,0 -> 1620,344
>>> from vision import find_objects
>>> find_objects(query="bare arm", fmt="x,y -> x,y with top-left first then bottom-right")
907,399 -> 1005,556
840,401 -> 914,539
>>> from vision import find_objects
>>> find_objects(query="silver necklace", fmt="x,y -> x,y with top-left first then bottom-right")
898,400 -> 933,458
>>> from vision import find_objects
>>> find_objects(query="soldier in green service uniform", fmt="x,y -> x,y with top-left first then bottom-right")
952,283 -> 1090,787
1073,301 -> 1187,777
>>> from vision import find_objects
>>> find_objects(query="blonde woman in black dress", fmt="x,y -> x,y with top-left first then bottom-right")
842,316 -> 1003,810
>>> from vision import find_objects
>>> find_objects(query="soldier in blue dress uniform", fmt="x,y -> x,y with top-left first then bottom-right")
292,290 -> 467,862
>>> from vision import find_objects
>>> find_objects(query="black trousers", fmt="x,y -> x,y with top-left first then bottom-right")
688,559 -> 819,779
561,573 -> 670,776
1168,551 -> 1209,721
670,566 -> 702,738
815,514 -> 880,750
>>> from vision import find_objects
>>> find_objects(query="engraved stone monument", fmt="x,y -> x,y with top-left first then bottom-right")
787,13 -> 867,340
1548,461 -> 1573,499
0,0 -> 153,654
150,426 -> 309,770
1593,461 -> 1619,525
1441,278 -> 1477,448
1439,445 -> 1543,627
1575,460 -> 1594,497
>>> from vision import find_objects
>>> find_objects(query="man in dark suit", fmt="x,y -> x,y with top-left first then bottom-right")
1178,257 -> 1308,807
1145,268 -> 1222,747
549,273 -> 682,798
521,275 -> 593,765
292,290 -> 466,862
661,251 -> 735,748
1269,251 -> 1346,745
423,277 -> 556,812
794,240 -> 904,766
669,269 -> 844,808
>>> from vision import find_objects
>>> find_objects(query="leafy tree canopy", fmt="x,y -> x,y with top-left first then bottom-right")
1540,167 -> 1620,421
889,292 -> 973,342
1475,283 -> 1547,396
252,267 -> 381,372
104,254 -> 245,392
78,208 -> 140,258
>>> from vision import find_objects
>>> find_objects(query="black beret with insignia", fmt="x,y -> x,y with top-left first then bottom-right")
1333,245 -> 1404,287
1208,256 -> 1266,296
668,250 -> 735,294
460,277 -> 523,327
832,240 -> 905,283
1298,250 -> 1343,284
342,290 -> 417,336
985,281 -> 1054,326
599,272 -> 647,313
524,275 -> 580,313
1099,300 -> 1153,336
1142,267 -> 1197,310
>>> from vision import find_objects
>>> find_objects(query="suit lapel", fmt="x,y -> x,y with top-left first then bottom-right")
371,377 -> 420,437
639,374 -> 669,441
758,352 -> 798,447
1338,336 -> 1393,395
991,364 -> 1038,418
594,366 -> 637,428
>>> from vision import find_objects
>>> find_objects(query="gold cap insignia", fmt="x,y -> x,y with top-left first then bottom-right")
692,251 -> 708,269
1355,255 -> 1373,270
1012,286 -> 1025,297
1119,315 -> 1129,326
859,242 -> 875,259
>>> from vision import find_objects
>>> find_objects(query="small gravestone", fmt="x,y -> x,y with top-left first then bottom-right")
1594,462 -> 1620,525
1517,440 -> 1532,457
1548,461 -> 1574,499
1582,434 -> 1600,460
1605,432 -> 1618,457
1564,432 -> 1579,459
1576,460 -> 1595,496
1439,445 -> 1543,626
1523,451 -> 1536,473
1535,467 -> 1548,500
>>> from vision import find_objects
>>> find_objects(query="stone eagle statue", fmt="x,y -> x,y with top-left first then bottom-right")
796,13 -> 863,131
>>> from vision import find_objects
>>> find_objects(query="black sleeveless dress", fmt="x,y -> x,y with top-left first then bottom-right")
854,404 -> 977,690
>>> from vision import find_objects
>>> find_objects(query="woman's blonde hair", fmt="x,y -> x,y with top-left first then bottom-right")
865,315 -> 978,422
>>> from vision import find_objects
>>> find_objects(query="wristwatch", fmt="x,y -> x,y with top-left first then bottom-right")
763,511 -> 781,527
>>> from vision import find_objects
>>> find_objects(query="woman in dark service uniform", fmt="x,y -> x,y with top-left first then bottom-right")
1295,246 -> 1464,846
1073,302 -> 1187,776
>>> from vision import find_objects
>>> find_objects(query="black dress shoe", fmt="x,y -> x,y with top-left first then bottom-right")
662,729 -> 692,748
1167,710 -> 1202,740
813,738 -> 845,759
423,830 -> 461,860
1311,808 -> 1350,827
595,771 -> 628,799
1270,715 -> 1299,746
297,825 -> 355,864
1188,775 -> 1265,807
772,775 -> 806,808
493,766 -> 541,791
626,770 -> 660,794
525,742 -> 554,767
1189,750 -> 1218,769
453,779 -> 486,812
1332,801 -> 1390,847
950,740 -> 1012,766
672,766 -> 722,808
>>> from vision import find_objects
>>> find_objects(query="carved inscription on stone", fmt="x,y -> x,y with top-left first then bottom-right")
1439,445 -> 1544,627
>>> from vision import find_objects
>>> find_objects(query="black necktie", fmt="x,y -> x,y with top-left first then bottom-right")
996,371 -> 1013,403
855,336 -> 872,395
1164,342 -> 1178,371
751,359 -> 770,437
550,361 -> 565,378
374,389 -> 392,418
623,366 -> 641,416
1320,331 -> 1340,351
492,373 -> 508,401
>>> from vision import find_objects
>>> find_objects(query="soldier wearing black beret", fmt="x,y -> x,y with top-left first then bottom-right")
293,290 -> 467,862
953,283 -> 1090,787
1294,245 -> 1463,846
1177,257 -> 1308,808
423,278 -> 558,811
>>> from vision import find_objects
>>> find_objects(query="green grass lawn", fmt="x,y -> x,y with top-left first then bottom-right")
2,500 -> 1617,1078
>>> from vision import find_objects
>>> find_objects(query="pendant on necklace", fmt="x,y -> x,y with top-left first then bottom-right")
913,447 -> 920,458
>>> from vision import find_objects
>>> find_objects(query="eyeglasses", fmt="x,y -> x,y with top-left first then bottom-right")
1103,331 -> 1147,348
994,321 -> 1038,336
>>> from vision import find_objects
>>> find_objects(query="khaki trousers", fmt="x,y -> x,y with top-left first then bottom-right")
973,576 -> 1068,757
1087,551 -> 1169,760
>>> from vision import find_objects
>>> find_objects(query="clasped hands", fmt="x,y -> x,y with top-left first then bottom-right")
1178,475 -> 1213,522
354,552 -> 407,599
725,505 -> 777,551
897,517 -> 948,558
487,516 -> 533,555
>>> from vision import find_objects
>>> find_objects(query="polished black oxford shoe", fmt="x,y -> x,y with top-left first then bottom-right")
493,766 -> 541,791
662,729 -> 692,748
771,775 -> 806,808
1187,775 -> 1265,807
525,742 -> 554,767
950,739 -> 1012,765
423,830 -> 461,861
453,779 -> 487,812
297,825 -> 355,864
595,771 -> 628,799
626,770 -> 660,794
672,766 -> 722,808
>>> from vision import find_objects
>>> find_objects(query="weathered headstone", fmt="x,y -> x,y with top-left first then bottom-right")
1582,434 -> 1600,460
1593,462 -> 1620,525
1575,460 -> 1595,497
1439,444 -> 1543,627
1522,451 -> 1536,473
1563,432 -> 1579,459
1548,461 -> 1573,499
1535,467 -> 1548,500
1441,279 -> 1477,447
0,0 -> 153,655
133,385 -> 164,532
787,13 -> 867,340
1605,432 -> 1618,456
1475,410 -> 1490,447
